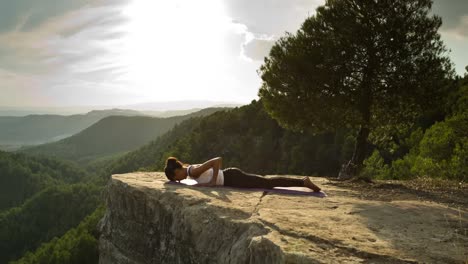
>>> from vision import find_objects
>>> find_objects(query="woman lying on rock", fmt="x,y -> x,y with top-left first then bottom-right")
164,156 -> 321,192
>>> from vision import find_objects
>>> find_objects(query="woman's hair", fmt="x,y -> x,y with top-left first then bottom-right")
164,156 -> 188,181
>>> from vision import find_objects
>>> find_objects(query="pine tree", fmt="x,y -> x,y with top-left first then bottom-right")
258,0 -> 455,178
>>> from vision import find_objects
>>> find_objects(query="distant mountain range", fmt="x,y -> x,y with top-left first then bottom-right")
0,104 -> 244,150
0,100 -> 246,116
0,109 -> 146,149
17,107 -> 232,164
122,100 -> 245,111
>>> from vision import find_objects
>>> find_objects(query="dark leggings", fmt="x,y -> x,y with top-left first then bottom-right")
222,167 -> 305,189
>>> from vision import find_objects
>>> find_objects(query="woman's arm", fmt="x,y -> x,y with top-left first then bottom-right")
210,157 -> 222,185
189,157 -> 222,181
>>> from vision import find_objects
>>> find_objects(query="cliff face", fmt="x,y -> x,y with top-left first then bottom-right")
98,172 -> 468,264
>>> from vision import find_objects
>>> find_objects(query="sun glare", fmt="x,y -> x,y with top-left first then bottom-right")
118,0 -> 238,99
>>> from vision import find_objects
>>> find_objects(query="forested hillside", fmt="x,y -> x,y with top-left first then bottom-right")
0,151 -> 103,263
107,99 -> 355,176
0,184 -> 101,263
11,206 -> 105,264
0,151 -> 90,211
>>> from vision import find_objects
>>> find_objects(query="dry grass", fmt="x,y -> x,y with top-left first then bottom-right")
406,176 -> 468,190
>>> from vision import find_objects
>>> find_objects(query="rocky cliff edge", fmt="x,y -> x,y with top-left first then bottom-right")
98,172 -> 467,264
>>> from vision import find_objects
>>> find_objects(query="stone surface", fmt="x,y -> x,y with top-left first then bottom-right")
98,172 -> 468,264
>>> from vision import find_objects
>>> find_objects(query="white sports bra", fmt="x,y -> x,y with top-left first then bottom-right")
187,165 -> 224,185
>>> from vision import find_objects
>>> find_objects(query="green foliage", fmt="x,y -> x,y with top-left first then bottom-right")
419,120 -> 456,160
0,147 -> 107,263
403,127 -> 425,156
11,205 -> 105,264
258,0 -> 454,134
360,149 -> 390,180
447,81 -> 468,116
448,139 -> 468,181
389,155 -> 414,180
354,74 -> 467,181
0,184 -> 102,263
386,112 -> 467,181
0,151 -> 89,211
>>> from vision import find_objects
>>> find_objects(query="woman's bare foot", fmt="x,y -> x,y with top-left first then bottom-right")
303,176 -> 321,192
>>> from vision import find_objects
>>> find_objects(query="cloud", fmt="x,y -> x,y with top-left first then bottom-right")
0,0 -> 135,106
223,0 -> 324,61
440,15 -> 468,40
223,0 -> 324,36
0,0 -> 267,106
242,36 -> 276,61
228,0 -> 468,75
432,0 -> 468,30
0,2 -> 129,73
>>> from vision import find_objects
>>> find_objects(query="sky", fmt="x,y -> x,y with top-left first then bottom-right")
0,0 -> 467,108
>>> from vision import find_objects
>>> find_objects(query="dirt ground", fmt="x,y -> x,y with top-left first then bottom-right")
110,172 -> 468,263
325,177 -> 468,209
255,175 -> 468,263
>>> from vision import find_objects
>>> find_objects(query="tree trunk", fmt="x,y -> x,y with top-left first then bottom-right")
339,65 -> 372,180
338,125 -> 370,179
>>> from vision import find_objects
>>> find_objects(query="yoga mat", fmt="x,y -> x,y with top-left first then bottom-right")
166,179 -> 327,197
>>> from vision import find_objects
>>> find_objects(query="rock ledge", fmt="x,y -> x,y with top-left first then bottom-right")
98,172 -> 467,264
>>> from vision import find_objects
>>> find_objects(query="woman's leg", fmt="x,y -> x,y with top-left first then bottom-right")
223,167 -> 305,189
